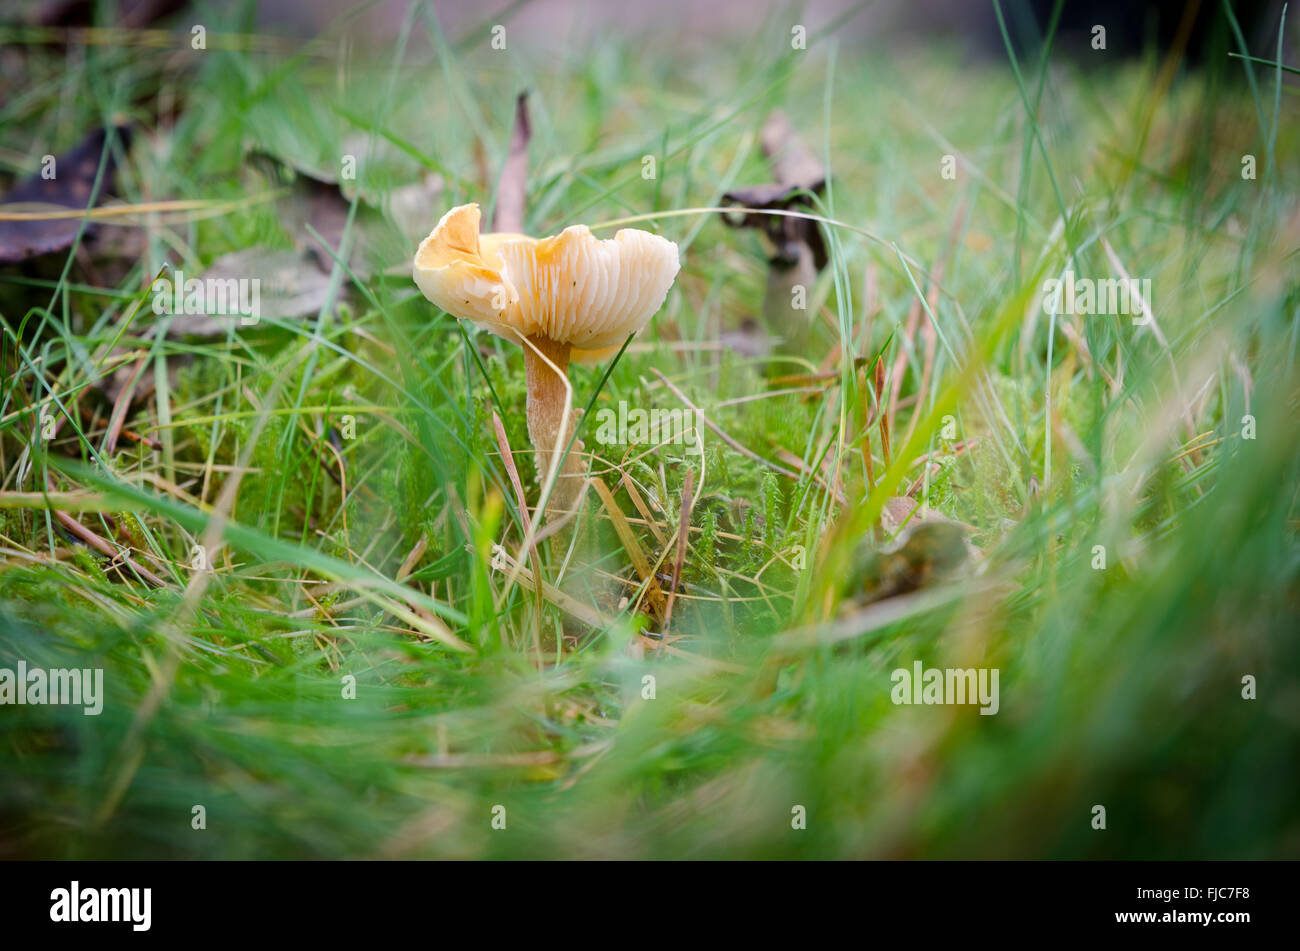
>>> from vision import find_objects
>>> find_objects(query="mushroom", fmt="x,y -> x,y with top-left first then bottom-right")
413,203 -> 680,514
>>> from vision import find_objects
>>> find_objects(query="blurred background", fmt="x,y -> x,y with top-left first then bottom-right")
13,0 -> 1294,57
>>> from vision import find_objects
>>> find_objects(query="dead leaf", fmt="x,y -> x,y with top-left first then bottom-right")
718,315 -> 771,358
155,247 -> 336,338
847,516 -> 973,604
246,149 -> 381,278
720,110 -> 827,269
34,0 -> 189,28
386,172 -> 444,243
492,91 -> 530,233
0,125 -> 131,263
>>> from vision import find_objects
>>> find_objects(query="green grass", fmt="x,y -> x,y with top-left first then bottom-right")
0,2 -> 1297,858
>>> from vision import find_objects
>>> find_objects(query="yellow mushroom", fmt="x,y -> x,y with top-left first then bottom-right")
413,203 -> 680,513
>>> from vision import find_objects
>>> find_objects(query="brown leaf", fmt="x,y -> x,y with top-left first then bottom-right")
154,247 -> 337,338
387,172 -> 445,243
34,0 -> 189,29
246,149 -> 378,279
0,125 -> 131,263
759,110 -> 826,194
301,179 -> 372,277
720,110 -> 827,269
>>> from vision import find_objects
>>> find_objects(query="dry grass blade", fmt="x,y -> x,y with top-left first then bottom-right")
487,544 -> 613,630
874,355 -> 891,469
51,506 -> 169,587
491,411 -> 533,540
619,471 -> 667,546
591,476 -> 667,618
491,410 -> 546,661
662,467 -> 695,633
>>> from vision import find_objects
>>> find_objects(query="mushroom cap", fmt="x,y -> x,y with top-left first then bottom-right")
413,203 -> 680,352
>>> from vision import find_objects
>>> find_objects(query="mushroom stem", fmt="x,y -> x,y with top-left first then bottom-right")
523,334 -> 584,515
